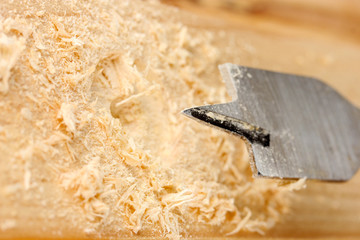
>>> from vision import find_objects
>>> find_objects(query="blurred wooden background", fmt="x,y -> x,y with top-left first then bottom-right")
162,0 -> 360,43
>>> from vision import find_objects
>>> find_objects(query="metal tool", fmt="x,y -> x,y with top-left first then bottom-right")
182,63 -> 360,181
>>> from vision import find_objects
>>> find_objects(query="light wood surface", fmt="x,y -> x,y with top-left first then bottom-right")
162,1 -> 360,239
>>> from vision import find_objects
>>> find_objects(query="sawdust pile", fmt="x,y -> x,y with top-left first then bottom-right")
0,0 -> 305,239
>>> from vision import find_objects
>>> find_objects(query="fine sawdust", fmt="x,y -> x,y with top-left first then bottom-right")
0,0 -> 305,239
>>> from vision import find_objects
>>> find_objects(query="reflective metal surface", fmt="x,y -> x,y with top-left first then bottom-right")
183,63 -> 360,181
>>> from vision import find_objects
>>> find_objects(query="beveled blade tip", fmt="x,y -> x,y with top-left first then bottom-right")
182,106 -> 270,147
181,107 -> 203,119
181,108 -> 193,117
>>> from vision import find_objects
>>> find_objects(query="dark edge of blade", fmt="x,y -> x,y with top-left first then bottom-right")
182,107 -> 270,147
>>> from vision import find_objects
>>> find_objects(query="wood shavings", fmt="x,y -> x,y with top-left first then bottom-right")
20,108 -> 33,120
0,33 -> 25,93
0,0 -> 306,239
60,157 -> 103,202
0,220 -> 16,231
24,163 -> 31,191
60,157 -> 109,221
226,207 -> 252,235
57,103 -> 77,133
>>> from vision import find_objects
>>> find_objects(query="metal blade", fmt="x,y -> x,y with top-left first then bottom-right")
183,107 -> 270,146
182,63 -> 360,181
